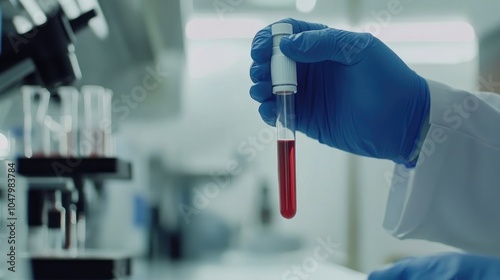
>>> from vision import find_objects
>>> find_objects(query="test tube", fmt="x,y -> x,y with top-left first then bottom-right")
45,94 -> 63,157
271,23 -> 297,219
58,87 -> 79,157
81,86 -> 113,157
22,86 -> 50,158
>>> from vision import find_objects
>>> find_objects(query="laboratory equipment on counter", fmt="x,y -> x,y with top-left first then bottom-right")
0,1 -> 135,278
27,189 -> 48,253
62,190 -> 78,250
18,158 -> 133,279
46,190 -> 66,250
26,180 -> 73,252
271,23 -> 297,219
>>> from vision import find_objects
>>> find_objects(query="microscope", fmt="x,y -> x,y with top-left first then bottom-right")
0,0 -> 96,92
0,1 -> 132,279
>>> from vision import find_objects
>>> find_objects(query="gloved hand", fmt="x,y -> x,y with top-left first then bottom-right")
368,253 -> 500,280
250,18 -> 430,166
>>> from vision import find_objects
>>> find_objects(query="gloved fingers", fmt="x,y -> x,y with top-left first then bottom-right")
258,100 -> 277,126
251,26 -> 272,64
291,18 -> 329,33
368,263 -> 411,280
251,18 -> 328,64
250,61 -> 270,83
250,81 -> 273,102
280,28 -> 374,65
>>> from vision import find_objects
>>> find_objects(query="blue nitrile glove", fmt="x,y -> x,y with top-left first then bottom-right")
250,18 -> 430,166
368,253 -> 500,280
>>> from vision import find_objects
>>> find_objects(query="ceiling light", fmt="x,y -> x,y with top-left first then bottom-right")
186,18 -> 265,40
296,0 -> 317,13
373,21 -> 475,43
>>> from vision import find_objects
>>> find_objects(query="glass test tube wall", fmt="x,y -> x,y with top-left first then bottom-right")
82,86 -> 114,157
276,94 -> 296,219
22,86 -> 50,158
45,93 -> 63,157
271,23 -> 298,219
59,87 -> 79,156
20,85 -> 114,158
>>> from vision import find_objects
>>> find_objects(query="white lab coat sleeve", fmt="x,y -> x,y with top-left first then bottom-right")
383,79 -> 500,255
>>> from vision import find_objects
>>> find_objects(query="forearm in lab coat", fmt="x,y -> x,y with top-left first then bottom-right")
383,80 -> 500,256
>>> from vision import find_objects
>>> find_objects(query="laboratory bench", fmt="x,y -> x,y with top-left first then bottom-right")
4,259 -> 366,280
129,259 -> 367,280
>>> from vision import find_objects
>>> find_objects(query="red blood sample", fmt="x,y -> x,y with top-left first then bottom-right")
278,139 -> 296,219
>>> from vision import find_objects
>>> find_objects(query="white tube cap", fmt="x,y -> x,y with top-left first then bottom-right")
272,23 -> 293,36
271,23 -> 297,94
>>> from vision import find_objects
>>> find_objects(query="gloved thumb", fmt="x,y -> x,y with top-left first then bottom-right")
280,28 -> 374,65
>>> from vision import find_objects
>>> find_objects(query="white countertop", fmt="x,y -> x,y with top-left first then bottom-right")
132,260 -> 367,280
